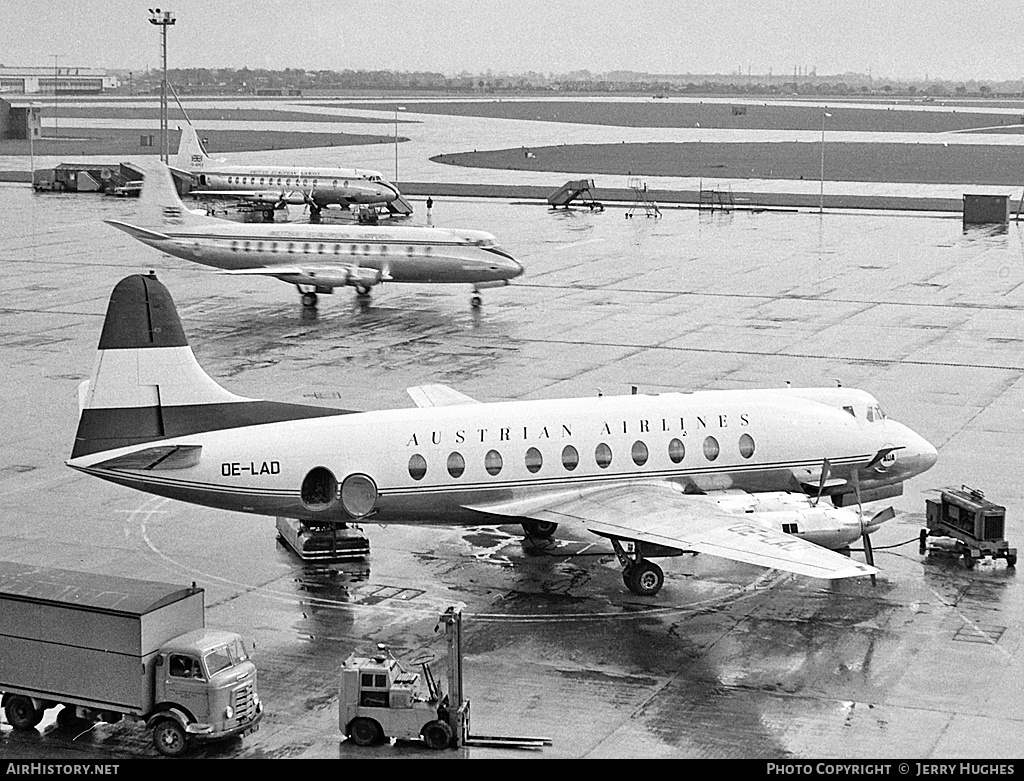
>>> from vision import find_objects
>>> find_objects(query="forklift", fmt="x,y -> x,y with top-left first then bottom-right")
922,486 -> 1017,568
338,606 -> 552,750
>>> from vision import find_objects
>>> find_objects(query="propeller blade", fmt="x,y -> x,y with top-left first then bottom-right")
867,506 -> 896,532
851,469 -> 876,585
811,458 -> 832,507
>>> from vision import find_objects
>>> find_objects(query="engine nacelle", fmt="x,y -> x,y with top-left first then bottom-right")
346,267 -> 382,287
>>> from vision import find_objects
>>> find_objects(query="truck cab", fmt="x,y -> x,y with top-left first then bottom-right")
150,629 -> 262,756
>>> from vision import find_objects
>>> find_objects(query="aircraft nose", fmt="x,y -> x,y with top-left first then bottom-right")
897,425 -> 938,477
378,182 -> 400,202
506,258 -> 525,279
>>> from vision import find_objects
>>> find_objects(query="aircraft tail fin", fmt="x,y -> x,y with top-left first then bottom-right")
70,273 -> 249,460
69,273 -> 354,462
173,122 -> 210,170
132,161 -> 212,232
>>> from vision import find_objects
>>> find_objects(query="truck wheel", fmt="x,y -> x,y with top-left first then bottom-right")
4,696 -> 43,730
1006,554 -> 1017,567
152,718 -> 189,757
348,717 -> 383,747
963,549 -> 976,569
421,719 -> 454,750
56,706 -> 88,730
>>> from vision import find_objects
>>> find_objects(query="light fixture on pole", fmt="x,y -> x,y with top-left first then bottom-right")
394,105 -> 405,184
149,8 -> 176,164
819,109 -> 831,214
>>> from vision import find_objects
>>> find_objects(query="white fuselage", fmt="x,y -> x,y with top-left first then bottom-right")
69,388 -> 936,549
130,223 -> 523,287
192,166 -> 399,206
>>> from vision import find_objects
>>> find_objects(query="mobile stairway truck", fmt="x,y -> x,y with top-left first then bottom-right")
0,561 -> 263,757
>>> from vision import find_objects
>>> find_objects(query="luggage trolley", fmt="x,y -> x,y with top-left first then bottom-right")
921,486 -> 1017,568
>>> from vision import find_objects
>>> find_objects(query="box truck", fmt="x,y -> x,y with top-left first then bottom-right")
0,561 -> 262,756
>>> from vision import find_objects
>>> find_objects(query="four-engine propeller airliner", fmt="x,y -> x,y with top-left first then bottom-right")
172,122 -> 401,214
105,163 -> 523,308
67,274 -> 939,597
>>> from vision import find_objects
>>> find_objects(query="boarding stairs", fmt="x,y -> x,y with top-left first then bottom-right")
626,178 -> 662,218
698,184 -> 735,212
547,179 -> 603,210
385,194 -> 414,216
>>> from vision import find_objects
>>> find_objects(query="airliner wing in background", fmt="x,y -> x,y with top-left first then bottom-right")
465,482 -> 877,579
407,384 -> 481,408
218,264 -> 391,288
190,189 -> 312,205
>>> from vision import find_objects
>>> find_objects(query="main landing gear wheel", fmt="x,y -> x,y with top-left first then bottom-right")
623,561 -> 664,597
421,719 -> 454,750
522,520 -> 558,539
470,293 -> 483,308
609,538 -> 665,596
355,285 -> 372,298
300,291 -> 318,308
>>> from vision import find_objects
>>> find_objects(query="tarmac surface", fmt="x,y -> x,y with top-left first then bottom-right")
1,180 -> 1023,760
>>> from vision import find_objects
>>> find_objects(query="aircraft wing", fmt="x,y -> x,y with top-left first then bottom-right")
218,267 -> 306,276
407,384 -> 481,408
192,189 -> 311,204
465,482 -> 876,580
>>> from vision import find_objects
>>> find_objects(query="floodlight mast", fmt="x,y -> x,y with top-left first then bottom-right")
149,8 -> 176,163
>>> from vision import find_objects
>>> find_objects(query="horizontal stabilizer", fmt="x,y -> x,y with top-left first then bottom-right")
95,444 -> 202,471
104,220 -> 170,243
407,384 -> 480,408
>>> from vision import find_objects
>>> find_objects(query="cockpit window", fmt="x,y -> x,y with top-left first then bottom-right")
866,405 -> 886,423
843,405 -> 855,417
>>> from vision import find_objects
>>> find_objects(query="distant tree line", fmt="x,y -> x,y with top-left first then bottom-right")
110,67 -> 1024,98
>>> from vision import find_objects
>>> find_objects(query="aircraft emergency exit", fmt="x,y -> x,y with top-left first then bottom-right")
105,163 -> 522,308
68,275 -> 938,597
172,123 -> 400,214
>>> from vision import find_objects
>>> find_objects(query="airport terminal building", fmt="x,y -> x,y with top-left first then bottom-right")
0,66 -> 117,95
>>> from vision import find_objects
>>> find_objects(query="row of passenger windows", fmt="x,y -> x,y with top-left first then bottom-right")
408,434 -> 756,480
226,176 -> 357,188
227,241 -> 435,256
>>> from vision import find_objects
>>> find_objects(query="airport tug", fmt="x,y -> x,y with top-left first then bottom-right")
921,486 -> 1017,568
339,607 -> 551,751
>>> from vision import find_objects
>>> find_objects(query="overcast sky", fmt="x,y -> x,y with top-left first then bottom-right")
2,0 -> 1022,82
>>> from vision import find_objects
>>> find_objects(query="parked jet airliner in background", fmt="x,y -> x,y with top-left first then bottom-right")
67,274 -> 938,597
105,163 -> 522,308
172,123 -> 401,214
